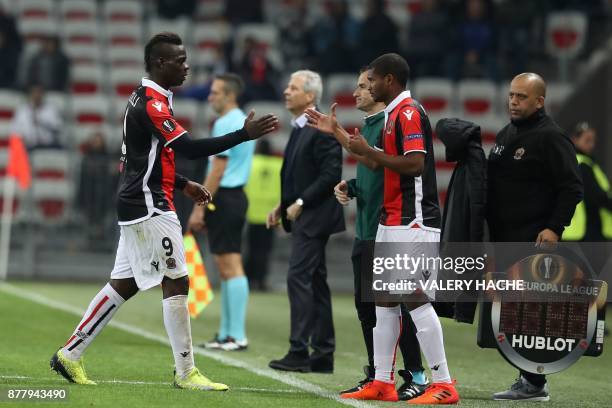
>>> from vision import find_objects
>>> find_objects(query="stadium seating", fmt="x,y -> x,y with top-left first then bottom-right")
413,78 -> 455,117
30,149 -> 71,180
457,79 -> 498,117
17,18 -> 59,45
69,95 -> 111,125
194,0 -> 225,21
31,179 -> 73,223
70,65 -> 106,95
62,21 -> 102,46
0,90 -> 22,123
327,74 -> 357,107
109,67 -> 143,97
171,99 -> 200,132
546,11 -> 588,59
64,43 -> 104,66
244,101 -> 290,130
18,0 -> 55,20
106,45 -> 142,67
102,0 -> 144,22
193,22 -> 231,51
146,17 -> 191,44
335,106 -> 364,133
233,23 -> 279,63
70,124 -> 110,150
103,22 -> 143,47
546,82 -> 573,114
59,0 -> 97,22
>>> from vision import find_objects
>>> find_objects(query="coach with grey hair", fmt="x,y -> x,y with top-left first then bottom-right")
267,70 -> 345,373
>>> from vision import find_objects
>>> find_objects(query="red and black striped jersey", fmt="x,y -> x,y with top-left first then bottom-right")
116,78 -> 187,225
375,91 -> 441,229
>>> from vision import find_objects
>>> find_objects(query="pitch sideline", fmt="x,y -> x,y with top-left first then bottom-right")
0,283 -> 374,408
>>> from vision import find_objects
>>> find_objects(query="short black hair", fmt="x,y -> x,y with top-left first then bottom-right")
144,32 -> 183,72
359,66 -> 370,74
214,73 -> 244,98
368,53 -> 410,88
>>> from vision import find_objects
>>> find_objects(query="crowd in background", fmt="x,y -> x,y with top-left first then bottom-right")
0,0 -> 610,254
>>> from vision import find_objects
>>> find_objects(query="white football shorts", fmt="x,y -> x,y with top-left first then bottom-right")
375,224 -> 440,299
110,213 -> 187,290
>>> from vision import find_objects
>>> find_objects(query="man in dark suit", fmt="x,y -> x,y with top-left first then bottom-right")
266,70 -> 345,373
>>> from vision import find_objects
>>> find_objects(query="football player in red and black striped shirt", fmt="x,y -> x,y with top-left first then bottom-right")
341,53 -> 459,405
51,32 -> 278,390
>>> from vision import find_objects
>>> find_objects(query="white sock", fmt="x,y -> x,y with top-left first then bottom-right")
373,305 -> 402,383
163,295 -> 195,378
409,303 -> 451,383
62,283 -> 125,361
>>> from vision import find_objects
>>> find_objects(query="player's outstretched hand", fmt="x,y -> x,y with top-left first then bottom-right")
305,103 -> 338,135
243,110 -> 280,140
347,128 -> 369,155
183,181 -> 212,206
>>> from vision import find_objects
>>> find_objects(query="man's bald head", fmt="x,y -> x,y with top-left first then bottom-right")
508,72 -> 547,121
512,72 -> 547,98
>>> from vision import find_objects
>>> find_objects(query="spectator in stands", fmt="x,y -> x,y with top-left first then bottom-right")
238,37 -> 278,102
24,35 -> 70,92
278,0 -> 316,73
313,0 -> 360,74
224,0 -> 263,24
449,0 -> 499,81
496,0 -> 537,78
357,0 -> 399,68
405,0 -> 450,77
77,129 -> 116,244
11,85 -> 64,150
155,0 -> 197,19
0,6 -> 22,89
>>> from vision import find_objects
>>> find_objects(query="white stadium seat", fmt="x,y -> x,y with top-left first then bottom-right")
70,65 -> 106,95
457,79 -> 498,117
59,0 -> 97,22
103,0 -> 143,22
413,78 -> 455,117
69,95 -> 111,125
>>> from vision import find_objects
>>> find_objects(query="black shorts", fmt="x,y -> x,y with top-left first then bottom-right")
205,187 -> 248,254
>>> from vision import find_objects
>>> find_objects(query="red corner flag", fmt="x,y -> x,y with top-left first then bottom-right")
6,134 -> 31,189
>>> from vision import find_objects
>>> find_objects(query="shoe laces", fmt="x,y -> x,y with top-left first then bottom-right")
510,378 -> 523,391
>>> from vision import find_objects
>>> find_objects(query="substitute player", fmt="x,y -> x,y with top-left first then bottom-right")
50,32 -> 278,390
305,68 -> 430,400
340,53 -> 459,404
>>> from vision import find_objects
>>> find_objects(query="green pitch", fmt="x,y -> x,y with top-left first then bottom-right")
0,281 -> 610,407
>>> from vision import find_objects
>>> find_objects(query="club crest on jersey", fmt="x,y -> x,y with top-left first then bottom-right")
166,257 -> 176,269
162,119 -> 176,133
386,119 -> 395,134
514,147 -> 526,160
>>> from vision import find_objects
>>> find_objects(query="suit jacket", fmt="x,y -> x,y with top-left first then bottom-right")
280,124 -> 345,238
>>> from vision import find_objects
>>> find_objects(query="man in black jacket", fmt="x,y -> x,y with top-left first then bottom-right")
267,70 -> 345,373
488,73 -> 583,401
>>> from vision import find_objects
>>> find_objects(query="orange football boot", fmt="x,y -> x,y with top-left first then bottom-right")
340,379 -> 398,401
407,381 -> 459,405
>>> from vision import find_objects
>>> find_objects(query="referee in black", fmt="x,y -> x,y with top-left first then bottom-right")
487,73 -> 583,401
